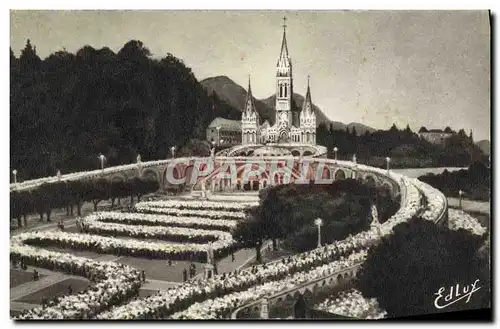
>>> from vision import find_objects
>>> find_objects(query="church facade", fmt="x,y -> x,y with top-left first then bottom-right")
241,20 -> 317,146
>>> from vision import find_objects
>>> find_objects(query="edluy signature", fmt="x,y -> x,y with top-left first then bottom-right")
434,279 -> 481,309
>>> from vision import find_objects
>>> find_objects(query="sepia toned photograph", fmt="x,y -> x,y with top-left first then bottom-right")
9,10 -> 491,320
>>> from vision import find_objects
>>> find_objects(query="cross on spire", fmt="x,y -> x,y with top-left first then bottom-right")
282,16 -> 287,31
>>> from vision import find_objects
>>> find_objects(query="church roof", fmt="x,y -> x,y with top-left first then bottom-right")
207,117 -> 241,130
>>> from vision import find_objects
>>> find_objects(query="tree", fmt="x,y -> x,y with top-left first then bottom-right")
255,180 -> 378,253
444,126 -> 453,134
32,184 -> 53,222
389,123 -> 399,132
11,39 -> 241,181
68,180 -> 87,216
350,126 -> 357,137
232,209 -> 266,263
418,126 -> 428,133
356,217 -> 490,318
177,139 -> 211,157
90,179 -> 110,211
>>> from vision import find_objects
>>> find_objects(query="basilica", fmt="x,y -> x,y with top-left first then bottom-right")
241,19 -> 317,146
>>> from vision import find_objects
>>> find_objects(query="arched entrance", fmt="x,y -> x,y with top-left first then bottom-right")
334,169 -> 346,181
278,129 -> 289,143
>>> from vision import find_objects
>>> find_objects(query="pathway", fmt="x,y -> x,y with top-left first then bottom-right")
10,272 -> 69,302
141,279 -> 180,290
447,198 -> 490,215
10,302 -> 40,312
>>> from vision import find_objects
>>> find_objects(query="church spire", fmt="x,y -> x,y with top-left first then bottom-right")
303,75 -> 313,113
279,17 -> 289,61
277,16 -> 292,75
247,74 -> 252,96
244,75 -> 256,115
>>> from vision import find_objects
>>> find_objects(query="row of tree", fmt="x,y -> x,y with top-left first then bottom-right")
231,179 -> 400,262
316,123 -> 487,168
11,39 -> 239,181
10,177 -> 159,228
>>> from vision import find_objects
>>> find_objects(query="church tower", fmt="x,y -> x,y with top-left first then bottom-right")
275,17 -> 293,140
241,76 -> 259,144
299,76 -> 317,144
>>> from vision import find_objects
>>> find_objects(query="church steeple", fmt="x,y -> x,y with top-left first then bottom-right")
303,75 -> 313,114
242,75 -> 259,145
277,16 -> 292,77
244,75 -> 257,116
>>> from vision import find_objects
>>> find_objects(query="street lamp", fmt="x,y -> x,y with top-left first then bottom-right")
171,146 -> 176,159
216,127 -> 221,146
333,147 -> 338,161
98,154 -> 106,171
314,218 -> 323,248
12,169 -> 17,184
459,190 -> 464,209
385,157 -> 391,171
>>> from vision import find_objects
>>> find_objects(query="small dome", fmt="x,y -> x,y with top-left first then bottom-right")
253,146 -> 292,157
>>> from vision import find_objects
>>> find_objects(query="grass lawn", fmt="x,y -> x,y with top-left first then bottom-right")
10,269 -> 46,288
116,257 -> 204,282
43,247 -> 104,259
14,278 -> 91,305
10,310 -> 22,318
138,289 -> 160,298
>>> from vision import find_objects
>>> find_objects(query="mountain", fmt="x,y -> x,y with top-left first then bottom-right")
200,76 -> 274,123
201,75 -> 376,135
475,140 -> 490,155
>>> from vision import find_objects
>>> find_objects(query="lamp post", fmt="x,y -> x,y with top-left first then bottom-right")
12,169 -> 17,184
459,190 -> 463,209
216,127 -> 221,146
314,218 -> 323,248
99,154 -> 106,171
385,157 -> 391,171
171,146 -> 176,159
333,147 -> 338,161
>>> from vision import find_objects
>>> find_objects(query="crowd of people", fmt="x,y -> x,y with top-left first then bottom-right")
82,211 -> 237,231
315,289 -> 387,319
136,200 -> 258,212
11,243 -> 142,319
10,165 -> 455,320
448,208 -> 488,236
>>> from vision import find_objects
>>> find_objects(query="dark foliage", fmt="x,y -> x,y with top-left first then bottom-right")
356,217 -> 490,318
418,161 -> 490,201
316,123 -> 487,169
10,40 -> 239,181
235,179 -> 399,254
10,178 -> 159,227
